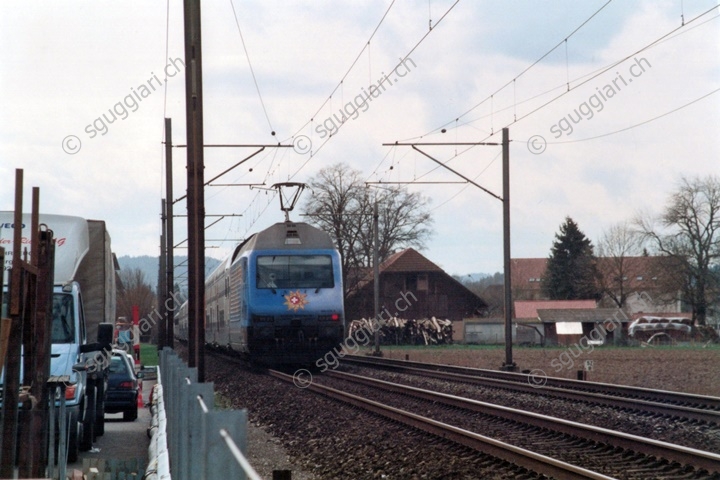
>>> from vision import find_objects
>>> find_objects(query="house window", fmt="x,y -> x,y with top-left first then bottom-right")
405,275 -> 417,292
417,274 -> 429,292
636,276 -> 643,281
529,278 -> 535,282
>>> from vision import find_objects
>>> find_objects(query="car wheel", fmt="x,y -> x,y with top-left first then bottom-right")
95,400 -> 105,437
66,417 -> 81,463
80,398 -> 95,451
123,404 -> 138,422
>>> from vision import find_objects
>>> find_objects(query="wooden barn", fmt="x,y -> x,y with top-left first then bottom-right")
344,248 -> 488,322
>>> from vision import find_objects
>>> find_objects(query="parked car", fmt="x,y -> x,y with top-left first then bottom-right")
105,349 -> 142,421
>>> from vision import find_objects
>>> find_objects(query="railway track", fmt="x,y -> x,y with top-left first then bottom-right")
271,368 -> 720,480
269,369 -> 611,479
343,354 -> 720,424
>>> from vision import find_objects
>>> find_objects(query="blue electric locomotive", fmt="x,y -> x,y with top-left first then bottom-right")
178,220 -> 346,364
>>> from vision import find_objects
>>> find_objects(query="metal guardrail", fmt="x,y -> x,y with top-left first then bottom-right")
154,348 -> 261,480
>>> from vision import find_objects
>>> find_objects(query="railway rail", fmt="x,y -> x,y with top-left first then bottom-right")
325,370 -> 720,474
204,349 -> 719,478
343,354 -> 720,424
271,368 -> 720,479
269,369 -> 613,480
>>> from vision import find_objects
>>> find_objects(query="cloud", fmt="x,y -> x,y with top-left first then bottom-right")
0,0 -> 718,278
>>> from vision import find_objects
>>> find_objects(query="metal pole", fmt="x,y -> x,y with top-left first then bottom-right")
159,199 -> 167,350
184,0 -> 205,380
33,226 -> 55,476
501,128 -> 517,371
165,118 -> 175,349
373,201 -> 380,356
21,190 -> 55,476
1,169 -> 23,477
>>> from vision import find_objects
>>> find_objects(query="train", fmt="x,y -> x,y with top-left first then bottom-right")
176,220 -> 346,364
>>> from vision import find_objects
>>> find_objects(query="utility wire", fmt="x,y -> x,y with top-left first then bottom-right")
422,0 -> 612,138
291,0 -> 398,139
509,5 -> 719,130
287,0 -> 461,181
160,0 -> 172,201
387,3 -> 719,185
431,9 -> 718,137
429,149 -> 502,212
404,0 -> 615,141
534,85 -> 720,145
230,0 -> 275,136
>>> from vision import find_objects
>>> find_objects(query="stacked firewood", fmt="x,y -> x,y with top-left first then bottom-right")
347,317 -> 454,345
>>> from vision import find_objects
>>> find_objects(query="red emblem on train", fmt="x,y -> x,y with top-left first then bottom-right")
284,290 -> 308,312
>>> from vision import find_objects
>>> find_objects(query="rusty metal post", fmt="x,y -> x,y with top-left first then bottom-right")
17,189 -> 40,476
21,223 -> 55,477
1,169 -> 24,477
21,191 -> 39,388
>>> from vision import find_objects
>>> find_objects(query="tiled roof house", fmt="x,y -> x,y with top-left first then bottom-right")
345,248 -> 488,321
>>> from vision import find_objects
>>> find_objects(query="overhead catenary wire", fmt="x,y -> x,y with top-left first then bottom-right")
529,85 -> 720,146
160,0 -> 172,202
213,0 -> 397,231
287,0 -> 461,181
401,2 -> 718,144
401,0 -> 615,141
229,0 -> 275,137
381,3 -> 719,188
291,0 -> 398,140
421,7 -> 718,141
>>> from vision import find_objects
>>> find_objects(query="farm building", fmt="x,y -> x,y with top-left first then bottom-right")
511,256 -> 684,315
514,300 -> 599,346
344,248 -> 488,323
536,308 -> 629,346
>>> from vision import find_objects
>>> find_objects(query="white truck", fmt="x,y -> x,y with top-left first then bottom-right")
1,213 -> 117,461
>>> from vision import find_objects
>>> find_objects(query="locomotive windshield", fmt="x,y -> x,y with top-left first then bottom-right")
256,255 -> 334,290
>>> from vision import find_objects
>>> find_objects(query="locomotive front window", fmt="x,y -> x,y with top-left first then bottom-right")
256,255 -> 334,290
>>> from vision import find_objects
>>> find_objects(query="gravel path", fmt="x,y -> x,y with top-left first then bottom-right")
208,354 -> 548,479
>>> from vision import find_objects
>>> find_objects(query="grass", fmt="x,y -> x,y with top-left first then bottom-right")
377,344 -> 508,351
139,343 -> 159,366
375,342 -> 720,352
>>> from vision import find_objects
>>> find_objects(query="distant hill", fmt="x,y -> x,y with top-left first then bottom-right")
117,255 -> 222,289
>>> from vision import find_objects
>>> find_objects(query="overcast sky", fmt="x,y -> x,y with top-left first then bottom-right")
1,1 -> 718,280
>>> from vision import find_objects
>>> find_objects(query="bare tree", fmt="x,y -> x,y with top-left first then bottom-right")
635,175 -> 720,325
302,163 -> 434,297
117,267 -> 157,340
596,221 -> 643,308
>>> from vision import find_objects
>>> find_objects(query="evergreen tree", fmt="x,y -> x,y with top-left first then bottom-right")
542,217 -> 600,300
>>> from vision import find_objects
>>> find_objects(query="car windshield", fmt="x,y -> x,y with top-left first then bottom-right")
1,292 -> 75,343
52,293 -> 75,343
256,255 -> 334,290
108,356 -> 128,374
